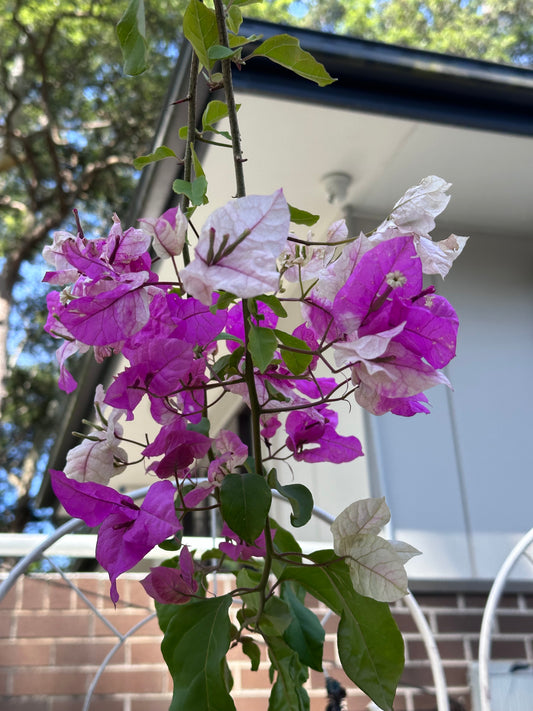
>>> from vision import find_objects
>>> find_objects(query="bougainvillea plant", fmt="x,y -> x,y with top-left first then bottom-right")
43,1 -> 468,709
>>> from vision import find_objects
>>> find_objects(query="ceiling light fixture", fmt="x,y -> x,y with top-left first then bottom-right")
321,172 -> 352,205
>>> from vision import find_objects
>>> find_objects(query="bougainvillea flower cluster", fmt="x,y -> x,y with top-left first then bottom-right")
45,176 -> 465,604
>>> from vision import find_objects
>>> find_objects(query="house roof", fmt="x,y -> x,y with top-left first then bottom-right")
39,18 -> 533,509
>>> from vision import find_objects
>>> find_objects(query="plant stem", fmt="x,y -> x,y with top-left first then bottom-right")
213,0 -> 245,199
181,50 -> 200,266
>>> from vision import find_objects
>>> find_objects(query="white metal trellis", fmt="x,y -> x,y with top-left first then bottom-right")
0,487 -> 450,711
477,527 -> 533,711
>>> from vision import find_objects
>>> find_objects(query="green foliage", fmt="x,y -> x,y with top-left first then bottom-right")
183,0 -> 219,71
288,204 -> 320,226
245,0 -> 533,68
248,324 -> 278,373
0,0 -> 187,530
274,329 -> 313,375
268,469 -> 314,527
161,595 -> 236,711
249,34 -> 336,86
172,176 -> 208,206
133,145 -> 178,169
280,582 -> 325,670
117,0 -> 148,75
280,551 -> 404,711
220,472 -> 272,542
266,634 -> 310,711
241,637 -> 261,671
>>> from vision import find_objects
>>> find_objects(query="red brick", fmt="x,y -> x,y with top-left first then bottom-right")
16,612 -> 91,638
50,696 -> 123,711
0,579 -> 20,610
0,700 -> 48,711
391,692 -> 410,710
94,611 -> 159,637
408,637 -> 466,662
21,578 -> 48,610
73,578 -> 105,610
234,696 -> 269,711
129,640 -> 164,665
53,697 -> 125,711
47,580 -> 73,610
401,663 -> 435,687
491,638 -> 527,659
435,613 -> 483,634
121,579 -> 154,609
0,612 -> 13,638
497,613 -> 533,634
417,594 -> 460,608
93,669 -> 166,694
0,669 -> 10,694
130,699 -> 173,711
12,669 -> 88,695
412,692 -> 437,709
393,610 -> 420,633
49,698 -> 93,711
240,667 -> 272,690
0,641 -> 51,666
55,640 -> 125,666
443,665 -> 469,686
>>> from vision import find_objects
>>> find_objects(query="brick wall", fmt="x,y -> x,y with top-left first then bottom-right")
1,573 -> 533,711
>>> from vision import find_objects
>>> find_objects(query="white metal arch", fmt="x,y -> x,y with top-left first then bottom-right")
0,486 -> 450,711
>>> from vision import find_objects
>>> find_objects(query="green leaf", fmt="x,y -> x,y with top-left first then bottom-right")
227,5 -> 243,34
288,204 -> 320,226
162,596 -> 236,711
215,332 -> 245,346
191,145 -> 205,178
249,34 -> 336,87
211,290 -> 238,311
172,176 -> 208,206
264,379 -> 291,403
242,637 -> 261,671
202,100 -> 229,131
220,472 -> 272,543
280,551 -> 404,711
268,469 -> 313,528
116,0 -> 148,75
255,294 -> 288,318
178,125 -> 189,139
266,635 -> 309,711
248,324 -> 278,373
133,145 -> 177,170
274,329 -> 313,376
271,519 -> 303,579
187,417 -> 210,436
183,0 -> 219,71
260,595 -> 292,636
236,568 -> 261,614
281,583 -> 324,670
208,44 -> 239,61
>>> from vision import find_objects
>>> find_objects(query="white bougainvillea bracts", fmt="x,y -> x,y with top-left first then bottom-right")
44,176 -> 463,606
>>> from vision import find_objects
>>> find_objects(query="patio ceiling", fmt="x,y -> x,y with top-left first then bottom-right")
39,19 -> 533,508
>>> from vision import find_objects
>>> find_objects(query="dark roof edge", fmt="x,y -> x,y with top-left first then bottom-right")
241,18 -> 533,88
40,19 -> 533,507
237,19 -> 533,136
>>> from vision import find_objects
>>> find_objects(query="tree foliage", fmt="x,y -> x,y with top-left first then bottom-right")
1,0 -> 530,535
248,0 -> 533,67
0,0 -> 185,532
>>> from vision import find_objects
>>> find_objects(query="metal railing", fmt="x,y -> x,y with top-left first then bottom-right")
477,527 -> 533,711
0,487 -> 450,711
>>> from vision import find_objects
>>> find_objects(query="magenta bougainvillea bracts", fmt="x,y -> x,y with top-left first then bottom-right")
44,176 -> 465,611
